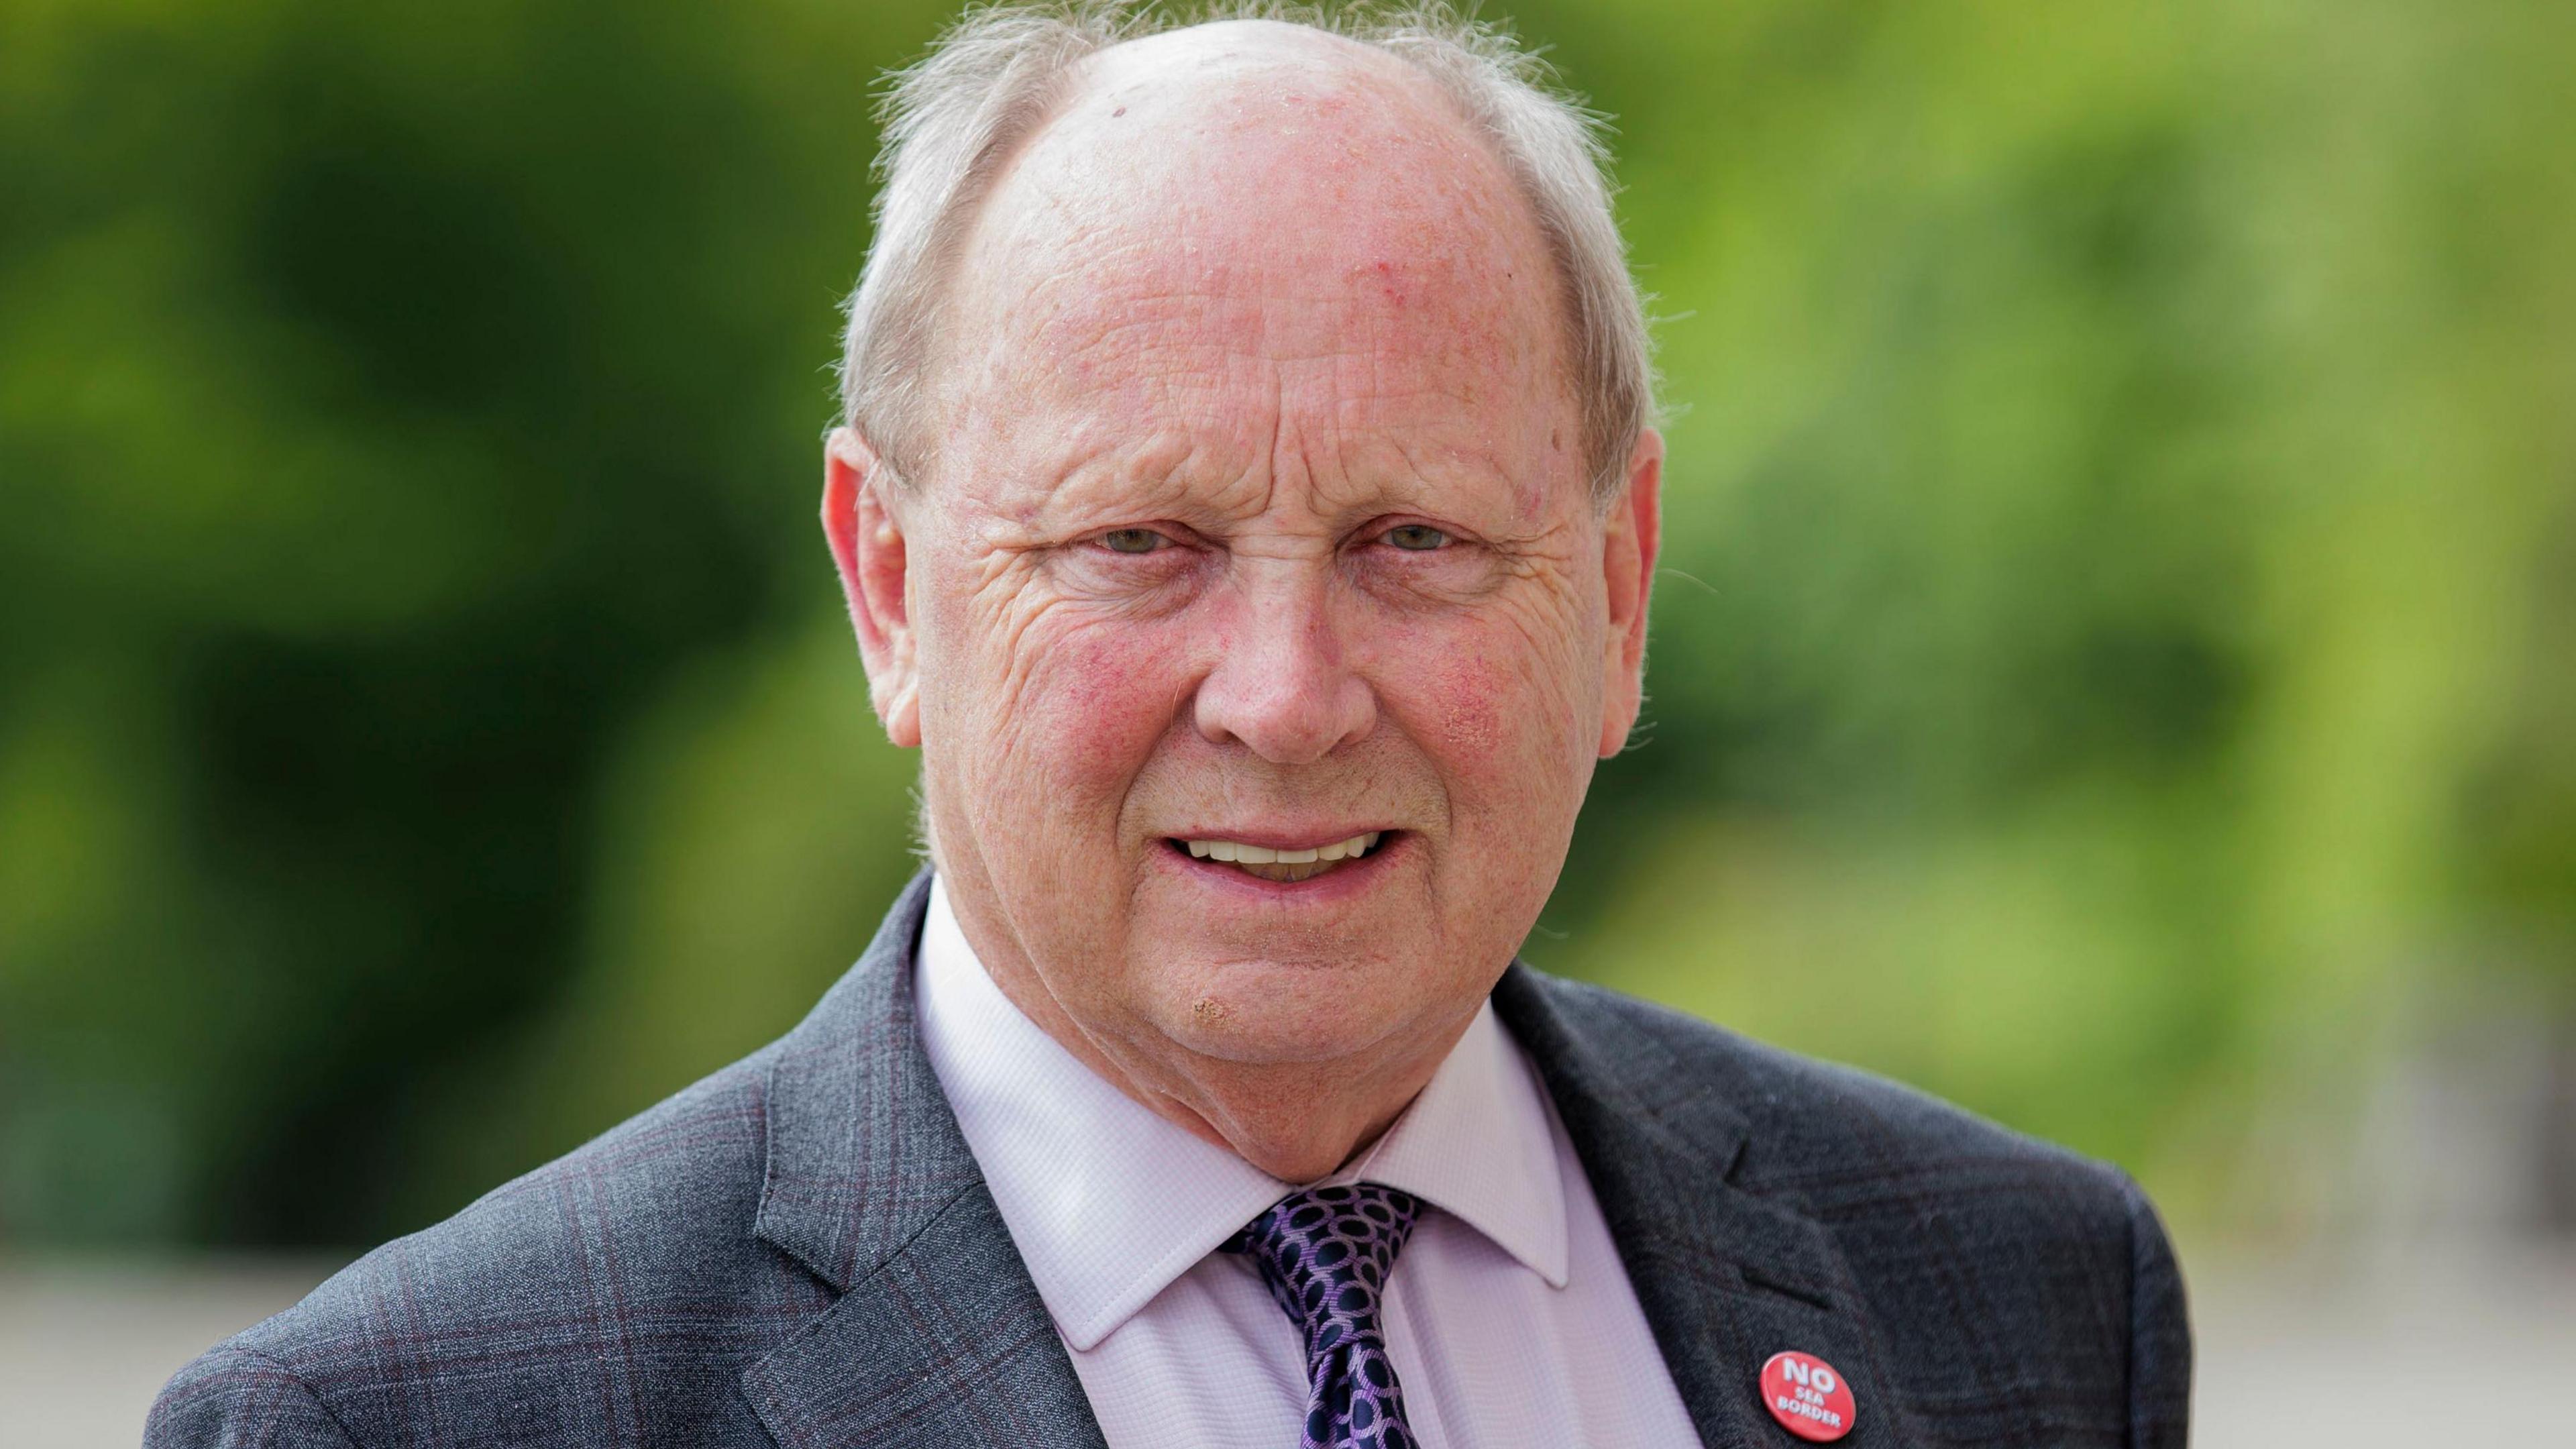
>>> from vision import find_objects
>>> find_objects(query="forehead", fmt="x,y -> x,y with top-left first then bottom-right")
934,23 -> 1577,490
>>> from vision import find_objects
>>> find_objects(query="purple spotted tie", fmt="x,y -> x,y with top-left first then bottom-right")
1224,1183 -> 1424,1449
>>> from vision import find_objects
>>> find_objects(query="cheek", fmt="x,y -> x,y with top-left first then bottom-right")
1393,606 -> 1600,822
1058,631 -> 1187,762
1430,600 -> 1597,751
1435,655 -> 1505,758
1044,623 -> 1154,717
965,603 -> 1189,793
1416,647 -> 1567,798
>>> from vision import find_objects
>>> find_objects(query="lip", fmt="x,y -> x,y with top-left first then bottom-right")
1154,829 -> 1410,901
1161,826 -> 1393,853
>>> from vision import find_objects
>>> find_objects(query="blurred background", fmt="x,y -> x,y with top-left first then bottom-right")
4,0 -> 2571,1440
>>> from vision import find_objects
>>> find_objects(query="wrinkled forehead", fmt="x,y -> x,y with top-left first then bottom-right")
936,22 -> 1576,457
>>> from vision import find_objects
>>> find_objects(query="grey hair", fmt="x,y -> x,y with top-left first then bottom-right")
837,1 -> 1656,503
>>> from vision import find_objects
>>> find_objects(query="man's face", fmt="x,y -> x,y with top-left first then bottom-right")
837,30 -> 1657,1096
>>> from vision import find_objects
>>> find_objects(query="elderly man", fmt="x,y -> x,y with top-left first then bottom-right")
152,6 -> 2190,1448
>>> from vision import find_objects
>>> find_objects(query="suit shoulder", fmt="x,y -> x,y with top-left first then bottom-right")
162,1049 -> 822,1443
1505,967 -> 2139,1223
148,1344 -> 357,1447
1647,988 -> 2193,1434
1504,967 -> 2185,1433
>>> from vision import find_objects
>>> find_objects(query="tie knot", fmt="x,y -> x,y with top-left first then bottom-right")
1224,1183 -> 1421,1351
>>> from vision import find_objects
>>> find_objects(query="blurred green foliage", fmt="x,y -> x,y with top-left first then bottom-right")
3,0 -> 2570,1248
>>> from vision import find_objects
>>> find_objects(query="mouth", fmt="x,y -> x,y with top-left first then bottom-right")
1167,830 -> 1391,884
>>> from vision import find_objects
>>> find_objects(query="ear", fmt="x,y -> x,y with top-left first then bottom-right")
822,427 -> 922,747
1596,427 -> 1664,759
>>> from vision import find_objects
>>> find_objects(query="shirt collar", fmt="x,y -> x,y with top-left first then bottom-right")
912,877 -> 1568,1351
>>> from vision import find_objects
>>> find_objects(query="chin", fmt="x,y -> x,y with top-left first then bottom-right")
1142,950 -> 1438,1067
1147,934 -> 1503,1069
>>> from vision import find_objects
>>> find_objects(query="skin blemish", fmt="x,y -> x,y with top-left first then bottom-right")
1192,996 -> 1231,1024
1370,258 -> 1406,307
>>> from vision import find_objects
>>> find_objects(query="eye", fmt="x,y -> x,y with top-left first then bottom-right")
1381,523 -> 1450,551
1097,527 -> 1170,555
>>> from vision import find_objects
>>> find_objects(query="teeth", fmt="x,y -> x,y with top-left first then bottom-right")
1178,832 -> 1386,878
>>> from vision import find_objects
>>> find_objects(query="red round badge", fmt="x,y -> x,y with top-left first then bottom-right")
1760,1350 -> 1856,1442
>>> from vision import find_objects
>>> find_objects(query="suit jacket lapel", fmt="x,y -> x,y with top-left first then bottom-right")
1493,966 -> 1923,1449
743,871 -> 1107,1449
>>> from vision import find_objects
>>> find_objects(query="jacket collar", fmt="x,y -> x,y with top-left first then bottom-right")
1493,965 -> 1921,1449
743,871 -> 1108,1448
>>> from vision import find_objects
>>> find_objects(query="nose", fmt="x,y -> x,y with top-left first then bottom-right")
1193,568 -> 1377,765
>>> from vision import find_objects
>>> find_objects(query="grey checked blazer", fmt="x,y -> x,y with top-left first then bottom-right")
150,871 -> 2191,1447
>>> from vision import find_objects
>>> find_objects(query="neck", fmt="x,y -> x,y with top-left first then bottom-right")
1137,1038 -> 1454,1185
927,877 -> 1473,1181
989,953 -> 1470,1183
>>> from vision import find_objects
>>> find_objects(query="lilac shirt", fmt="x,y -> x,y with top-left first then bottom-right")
914,879 -> 1701,1448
